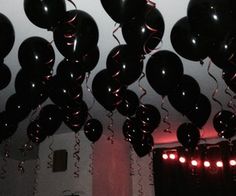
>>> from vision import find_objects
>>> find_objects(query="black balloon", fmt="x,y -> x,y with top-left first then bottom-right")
122,117 -> 143,143
213,110 -> 236,139
186,94 -> 211,128
0,63 -> 11,90
24,0 -> 66,30
92,69 -> 125,111
48,76 -> 83,108
15,69 -> 48,109
171,16 -> 210,61
146,50 -> 184,96
223,70 -> 236,93
38,104 -> 63,136
5,93 -> 32,123
106,45 -> 143,85
63,100 -> 88,133
27,120 -> 47,144
132,133 -> 154,157
84,119 -> 103,142
117,89 -> 139,117
57,59 -> 85,86
79,46 -> 100,72
100,0 -> 146,24
168,75 -> 201,115
18,36 -> 55,77
0,13 -> 15,60
177,123 -> 200,149
53,10 -> 99,60
0,112 -> 18,141
187,0 -> 233,40
136,104 -> 161,134
122,5 -> 165,54
219,128 -> 236,139
210,33 -> 236,72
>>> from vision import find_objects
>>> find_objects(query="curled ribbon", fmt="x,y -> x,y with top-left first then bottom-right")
86,72 -> 96,113
18,141 -> 33,174
148,153 -> 154,186
143,2 -> 164,55
29,105 -> 42,123
88,143 -> 94,175
47,136 -> 54,169
64,3 -> 78,46
146,0 -> 156,7
137,157 -> 144,196
207,61 -> 223,111
112,23 -> 121,46
66,0 -> 77,9
224,86 -> 236,113
138,72 -> 147,104
106,111 -> 114,144
129,145 -> 135,176
161,97 -> 171,133
33,158 -> 40,196
73,133 -> 80,178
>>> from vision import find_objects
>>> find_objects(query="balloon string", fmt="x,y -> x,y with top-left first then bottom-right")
64,10 -> 78,46
146,0 -> 156,7
0,140 -> 10,179
45,41 -> 54,77
86,72 -> 95,112
112,23 -> 121,46
225,86 -> 236,113
32,158 -> 40,196
148,153 -> 154,186
138,72 -> 147,104
207,61 -> 223,111
106,111 -> 114,144
17,141 -> 34,174
143,4 -> 163,55
18,149 -> 26,174
137,157 -> 144,196
66,0 -> 77,9
29,105 -> 41,123
161,97 -> 171,133
73,132 -> 80,178
129,145 -> 135,176
47,136 -> 54,169
88,143 -> 94,175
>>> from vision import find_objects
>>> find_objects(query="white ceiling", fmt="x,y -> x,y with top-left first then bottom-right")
0,0 -> 234,159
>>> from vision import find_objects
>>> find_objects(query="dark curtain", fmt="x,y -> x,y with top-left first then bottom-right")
153,140 -> 236,196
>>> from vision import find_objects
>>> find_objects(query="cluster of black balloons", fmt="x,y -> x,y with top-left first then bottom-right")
0,13 -> 16,143
0,0 -> 104,145
0,13 -> 14,91
23,0 -> 104,144
146,50 -> 211,127
98,1 -> 166,157
123,104 -> 161,157
92,0 -> 165,114
171,0 -> 236,92
172,0 -> 236,140
101,0 -> 165,55
146,49 -> 212,149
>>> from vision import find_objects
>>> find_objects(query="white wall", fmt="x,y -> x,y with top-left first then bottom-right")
37,132 -> 92,196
